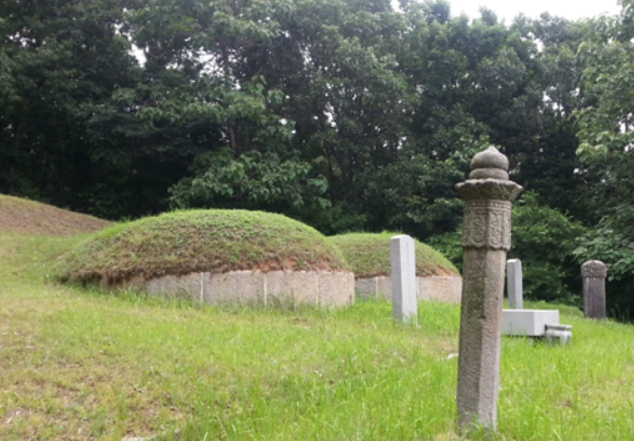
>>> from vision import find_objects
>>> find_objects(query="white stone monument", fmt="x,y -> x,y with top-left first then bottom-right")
390,234 -> 417,324
506,258 -> 523,309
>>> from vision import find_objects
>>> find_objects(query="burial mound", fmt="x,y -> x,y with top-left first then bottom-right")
57,210 -> 354,307
329,232 -> 462,303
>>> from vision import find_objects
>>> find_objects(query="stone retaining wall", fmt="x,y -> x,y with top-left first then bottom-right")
355,276 -> 462,303
104,271 -> 355,307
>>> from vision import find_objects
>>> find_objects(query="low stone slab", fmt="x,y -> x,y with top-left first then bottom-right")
208,271 -> 266,305
146,272 -> 208,303
319,272 -> 355,307
418,277 -> 462,303
545,323 -> 573,345
355,276 -> 462,304
126,270 -> 354,308
501,309 -> 559,336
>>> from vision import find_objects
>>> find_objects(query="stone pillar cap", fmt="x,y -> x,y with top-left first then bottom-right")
469,146 -> 509,180
581,260 -> 607,278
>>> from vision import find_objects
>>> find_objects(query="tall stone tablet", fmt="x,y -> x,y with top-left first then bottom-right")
506,259 -> 523,309
390,234 -> 417,323
455,146 -> 523,434
581,260 -> 607,319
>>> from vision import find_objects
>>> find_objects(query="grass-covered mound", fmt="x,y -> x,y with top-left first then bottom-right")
57,209 -> 351,284
329,232 -> 459,278
0,194 -> 110,236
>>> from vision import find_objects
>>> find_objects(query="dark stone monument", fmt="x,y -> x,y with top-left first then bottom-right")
581,260 -> 607,319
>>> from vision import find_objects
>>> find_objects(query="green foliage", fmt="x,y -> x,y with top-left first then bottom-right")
564,1 -> 634,319
329,231 -> 459,278
56,209 -> 350,283
426,229 -> 463,272
429,193 -> 587,305
0,0 -> 144,216
573,208 -> 634,320
358,130 -> 485,238
509,193 -> 587,303
575,14 -> 634,159
510,15 -> 590,218
292,205 -> 368,237
573,6 -> 634,226
573,221 -> 634,283
169,150 -> 329,213
0,0 -> 599,241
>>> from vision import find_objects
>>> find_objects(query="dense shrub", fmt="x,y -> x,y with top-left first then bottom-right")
509,193 -> 587,304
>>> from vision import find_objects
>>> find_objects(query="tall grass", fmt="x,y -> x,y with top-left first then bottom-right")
2,235 -> 634,440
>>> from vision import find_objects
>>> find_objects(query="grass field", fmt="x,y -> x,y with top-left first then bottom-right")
3,232 -> 634,440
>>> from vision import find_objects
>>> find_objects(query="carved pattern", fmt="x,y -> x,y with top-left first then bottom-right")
456,179 -> 523,202
581,260 -> 607,278
461,201 -> 512,250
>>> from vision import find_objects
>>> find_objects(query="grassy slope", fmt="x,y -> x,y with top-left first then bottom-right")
0,194 -> 110,236
57,210 -> 350,284
329,232 -> 459,278
3,234 -> 634,440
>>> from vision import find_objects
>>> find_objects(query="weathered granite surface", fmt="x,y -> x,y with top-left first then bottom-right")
455,146 -> 523,434
355,276 -> 462,303
581,260 -> 607,319
108,270 -> 355,308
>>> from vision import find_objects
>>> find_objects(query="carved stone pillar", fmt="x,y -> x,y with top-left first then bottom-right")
455,146 -> 523,434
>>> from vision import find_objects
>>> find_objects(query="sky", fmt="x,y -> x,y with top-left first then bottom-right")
445,0 -> 622,22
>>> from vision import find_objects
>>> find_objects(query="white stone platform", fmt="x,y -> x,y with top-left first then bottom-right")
501,309 -> 559,336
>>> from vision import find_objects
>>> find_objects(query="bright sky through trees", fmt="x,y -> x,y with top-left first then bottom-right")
446,0 -> 621,21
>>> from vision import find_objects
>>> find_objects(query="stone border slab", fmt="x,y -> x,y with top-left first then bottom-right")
116,271 -> 354,308
355,276 -> 462,304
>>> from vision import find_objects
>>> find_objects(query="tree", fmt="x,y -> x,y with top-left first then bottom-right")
0,0 -> 141,216
574,2 -> 634,225
110,0 -> 331,219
